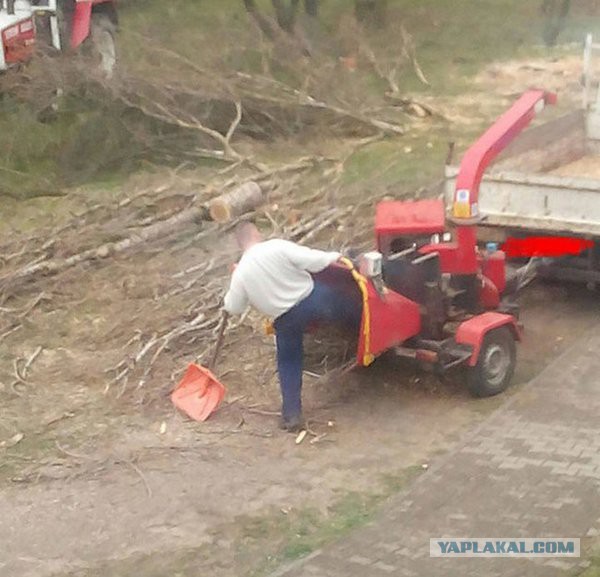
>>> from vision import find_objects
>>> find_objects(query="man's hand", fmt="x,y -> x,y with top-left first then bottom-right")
337,255 -> 355,270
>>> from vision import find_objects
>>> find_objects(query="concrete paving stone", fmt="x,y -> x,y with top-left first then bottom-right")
534,501 -> 564,510
555,447 -> 583,458
372,560 -> 396,573
498,461 -> 526,470
395,568 -> 418,577
543,459 -> 569,468
577,468 -> 600,479
556,496 -> 581,506
516,457 -> 545,467
487,473 -> 511,483
460,446 -> 486,454
551,467 -> 571,476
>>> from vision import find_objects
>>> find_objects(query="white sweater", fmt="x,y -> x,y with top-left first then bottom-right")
223,239 -> 341,319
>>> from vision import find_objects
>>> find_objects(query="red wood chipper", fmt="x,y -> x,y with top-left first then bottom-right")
318,89 -> 557,397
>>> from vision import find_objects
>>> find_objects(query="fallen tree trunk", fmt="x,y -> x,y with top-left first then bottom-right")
0,205 -> 208,294
1,181 -> 267,293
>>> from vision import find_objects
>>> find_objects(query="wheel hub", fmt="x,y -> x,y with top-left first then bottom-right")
483,343 -> 509,386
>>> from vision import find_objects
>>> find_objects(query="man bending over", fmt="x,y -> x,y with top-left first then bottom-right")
223,223 -> 360,432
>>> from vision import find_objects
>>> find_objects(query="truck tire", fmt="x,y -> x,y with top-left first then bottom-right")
467,326 -> 516,397
87,13 -> 117,78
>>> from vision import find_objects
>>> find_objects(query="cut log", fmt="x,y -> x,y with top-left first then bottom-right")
209,181 -> 264,223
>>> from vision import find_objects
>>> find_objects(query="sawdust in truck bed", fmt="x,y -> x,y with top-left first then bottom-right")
549,155 -> 600,178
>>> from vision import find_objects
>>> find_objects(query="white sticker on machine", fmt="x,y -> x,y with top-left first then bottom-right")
456,189 -> 470,203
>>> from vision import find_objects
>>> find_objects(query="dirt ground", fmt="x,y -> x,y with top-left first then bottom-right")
2,52 -> 600,577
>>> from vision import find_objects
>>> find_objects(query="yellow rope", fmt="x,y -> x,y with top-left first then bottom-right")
266,258 -> 374,366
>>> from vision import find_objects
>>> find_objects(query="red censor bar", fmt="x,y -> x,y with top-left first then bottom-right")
501,236 -> 594,258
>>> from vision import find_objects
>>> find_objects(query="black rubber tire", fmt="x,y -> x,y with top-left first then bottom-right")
467,326 -> 516,398
86,13 -> 117,79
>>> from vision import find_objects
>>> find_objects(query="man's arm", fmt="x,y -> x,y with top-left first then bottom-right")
284,241 -> 341,273
223,273 -> 249,315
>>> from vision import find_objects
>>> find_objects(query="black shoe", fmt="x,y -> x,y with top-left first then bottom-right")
279,414 -> 305,433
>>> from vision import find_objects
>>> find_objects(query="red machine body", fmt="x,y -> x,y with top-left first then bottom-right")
314,261 -> 422,367
375,199 -> 445,253
454,312 -> 521,367
325,90 -> 555,396
356,282 -> 421,364
1,16 -> 35,64
0,0 -> 117,73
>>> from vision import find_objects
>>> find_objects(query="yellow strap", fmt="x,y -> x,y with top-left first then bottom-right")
268,258 -> 374,366
340,257 -> 374,366
264,319 -> 274,336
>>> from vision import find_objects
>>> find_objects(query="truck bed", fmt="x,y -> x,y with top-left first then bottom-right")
549,155 -> 600,178
444,110 -> 600,238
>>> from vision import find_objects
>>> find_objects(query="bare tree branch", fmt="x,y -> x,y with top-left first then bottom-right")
243,0 -> 278,39
116,91 -> 243,161
272,0 -> 301,32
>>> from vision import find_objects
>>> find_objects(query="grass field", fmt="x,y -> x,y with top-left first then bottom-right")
2,0 -> 600,201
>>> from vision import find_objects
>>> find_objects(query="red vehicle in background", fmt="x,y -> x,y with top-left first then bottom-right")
0,0 -> 117,76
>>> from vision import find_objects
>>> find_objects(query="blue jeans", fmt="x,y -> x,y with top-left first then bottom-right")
273,281 -> 361,420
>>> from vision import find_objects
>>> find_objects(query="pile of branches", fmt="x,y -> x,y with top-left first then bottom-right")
105,26 -> 439,163
1,17 -> 435,195
111,55 -> 405,164
1,135 -> 403,401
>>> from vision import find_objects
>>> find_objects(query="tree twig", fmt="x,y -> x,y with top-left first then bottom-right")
22,346 -> 43,378
124,460 -> 152,498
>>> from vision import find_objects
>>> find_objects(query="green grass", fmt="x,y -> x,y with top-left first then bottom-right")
0,174 -> 123,235
342,134 -> 447,190
0,98 -> 69,198
119,0 -> 600,95
3,0 -> 599,202
580,560 -> 600,577
248,465 -> 423,576
577,545 -> 600,577
50,465 -> 423,577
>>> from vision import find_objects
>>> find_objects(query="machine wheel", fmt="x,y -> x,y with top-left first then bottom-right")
467,326 -> 516,398
85,13 -> 117,79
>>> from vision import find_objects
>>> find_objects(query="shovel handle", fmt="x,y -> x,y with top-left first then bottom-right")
209,310 -> 229,371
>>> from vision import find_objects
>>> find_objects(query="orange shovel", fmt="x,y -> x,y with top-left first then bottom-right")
171,311 -> 229,422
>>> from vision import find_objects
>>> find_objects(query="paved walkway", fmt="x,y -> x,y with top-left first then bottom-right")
272,323 -> 600,577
